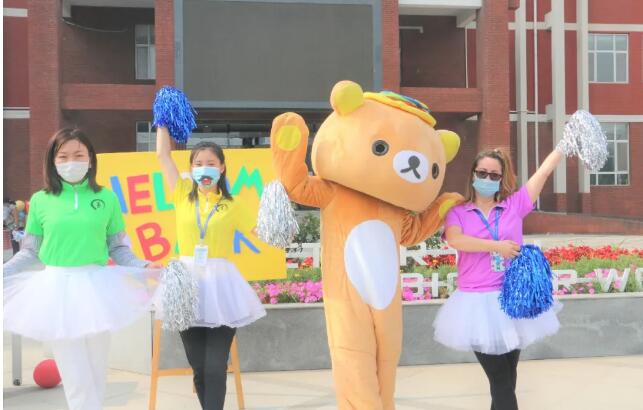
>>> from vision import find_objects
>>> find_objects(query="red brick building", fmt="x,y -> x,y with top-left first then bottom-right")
3,0 -> 642,233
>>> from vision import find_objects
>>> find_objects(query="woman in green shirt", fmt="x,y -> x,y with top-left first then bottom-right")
3,128 -> 160,410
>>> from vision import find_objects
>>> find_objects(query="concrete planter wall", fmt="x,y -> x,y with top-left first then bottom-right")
110,293 -> 643,374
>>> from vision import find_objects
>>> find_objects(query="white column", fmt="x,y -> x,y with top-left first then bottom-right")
515,0 -> 529,185
549,1 -> 567,196
577,0 -> 591,194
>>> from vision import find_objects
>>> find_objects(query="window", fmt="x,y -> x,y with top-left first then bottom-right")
186,131 -> 270,149
136,121 -> 156,152
135,25 -> 155,80
589,34 -> 628,83
590,123 -> 629,186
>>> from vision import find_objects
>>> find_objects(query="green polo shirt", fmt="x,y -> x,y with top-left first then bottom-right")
25,180 -> 125,267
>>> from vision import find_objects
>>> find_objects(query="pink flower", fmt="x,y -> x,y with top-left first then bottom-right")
589,288 -> 595,295
269,297 -> 278,304
402,287 -> 415,301
267,285 -> 280,298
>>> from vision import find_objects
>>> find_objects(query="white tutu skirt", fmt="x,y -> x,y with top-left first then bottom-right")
154,257 -> 266,329
4,265 -> 160,341
433,290 -> 561,355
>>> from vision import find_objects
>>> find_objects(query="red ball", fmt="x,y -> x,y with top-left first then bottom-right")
33,359 -> 61,388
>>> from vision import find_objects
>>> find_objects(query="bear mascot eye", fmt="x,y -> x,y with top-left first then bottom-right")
372,140 -> 389,156
432,163 -> 440,179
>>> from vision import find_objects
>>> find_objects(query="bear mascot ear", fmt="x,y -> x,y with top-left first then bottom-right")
437,130 -> 460,163
330,81 -> 365,116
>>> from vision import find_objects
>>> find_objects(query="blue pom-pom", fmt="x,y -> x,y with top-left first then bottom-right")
152,86 -> 197,144
499,244 -> 554,319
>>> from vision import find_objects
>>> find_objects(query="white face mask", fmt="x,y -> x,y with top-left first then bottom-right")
56,161 -> 90,184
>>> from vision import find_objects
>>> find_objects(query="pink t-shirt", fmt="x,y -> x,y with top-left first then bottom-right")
444,186 -> 534,292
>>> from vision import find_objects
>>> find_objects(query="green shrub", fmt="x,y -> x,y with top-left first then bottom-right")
292,213 -> 320,245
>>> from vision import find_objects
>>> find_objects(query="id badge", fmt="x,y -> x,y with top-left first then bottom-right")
194,244 -> 209,267
491,252 -> 504,272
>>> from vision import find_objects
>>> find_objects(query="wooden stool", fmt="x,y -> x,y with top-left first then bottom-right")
148,320 -> 245,410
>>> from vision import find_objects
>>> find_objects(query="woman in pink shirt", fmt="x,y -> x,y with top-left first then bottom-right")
434,147 -> 564,410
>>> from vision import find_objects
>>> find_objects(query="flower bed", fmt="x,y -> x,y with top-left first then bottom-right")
253,245 -> 643,304
547,245 -> 643,295
544,244 -> 643,264
252,280 -> 323,304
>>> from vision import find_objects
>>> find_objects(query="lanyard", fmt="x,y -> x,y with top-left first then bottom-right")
473,208 -> 501,241
195,195 -> 222,242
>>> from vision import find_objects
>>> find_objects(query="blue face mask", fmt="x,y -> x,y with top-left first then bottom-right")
472,176 -> 500,198
192,166 -> 221,188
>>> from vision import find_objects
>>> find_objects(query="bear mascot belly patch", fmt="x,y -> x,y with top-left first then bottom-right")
269,80 -> 462,409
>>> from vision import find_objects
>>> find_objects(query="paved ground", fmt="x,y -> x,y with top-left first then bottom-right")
3,336 -> 642,410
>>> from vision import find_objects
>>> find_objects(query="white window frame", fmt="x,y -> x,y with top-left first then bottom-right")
588,33 -> 628,84
135,24 -> 156,80
590,123 -> 630,187
136,121 -> 155,152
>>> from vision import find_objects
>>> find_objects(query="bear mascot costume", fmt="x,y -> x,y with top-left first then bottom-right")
270,80 -> 462,409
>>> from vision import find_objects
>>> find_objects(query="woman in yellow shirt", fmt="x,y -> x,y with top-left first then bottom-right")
156,126 -> 266,410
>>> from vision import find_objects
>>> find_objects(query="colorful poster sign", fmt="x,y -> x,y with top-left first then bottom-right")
97,148 -> 285,280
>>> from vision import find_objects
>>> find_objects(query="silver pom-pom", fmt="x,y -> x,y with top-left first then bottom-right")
557,110 -> 608,171
256,180 -> 299,249
160,260 -> 199,331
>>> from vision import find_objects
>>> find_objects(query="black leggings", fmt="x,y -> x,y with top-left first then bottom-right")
180,326 -> 236,410
474,349 -> 521,410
